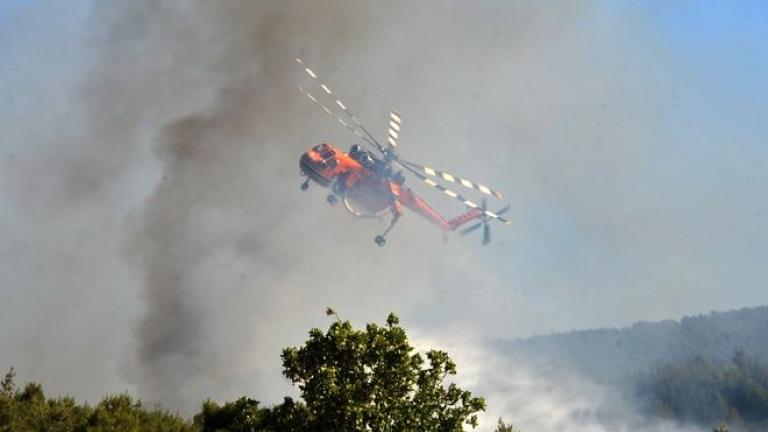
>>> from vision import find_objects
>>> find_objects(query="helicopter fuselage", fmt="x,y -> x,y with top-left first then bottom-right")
300,143 -> 483,231
300,143 -> 394,216
295,57 -> 511,246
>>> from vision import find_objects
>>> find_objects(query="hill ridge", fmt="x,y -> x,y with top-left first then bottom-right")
495,305 -> 768,385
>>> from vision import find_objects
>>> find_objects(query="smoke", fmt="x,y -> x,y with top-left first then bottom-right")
2,0 -> 767,430
106,0 -> 582,410
412,333 -> 708,432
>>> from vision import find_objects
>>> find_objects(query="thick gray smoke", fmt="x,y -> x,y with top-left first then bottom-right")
3,1 -> 767,431
103,0 -> 425,408
111,1 -> 588,409
413,334 -> 708,432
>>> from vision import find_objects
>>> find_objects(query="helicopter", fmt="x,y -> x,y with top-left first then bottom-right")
296,58 -> 511,247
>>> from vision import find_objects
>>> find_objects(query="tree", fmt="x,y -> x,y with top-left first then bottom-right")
0,376 -> 191,432
639,350 -> 768,429
494,418 -> 521,432
194,396 -> 311,432
194,396 -> 266,431
1,311 -> 501,431
280,311 -> 486,431
87,393 -> 191,432
0,368 -> 14,398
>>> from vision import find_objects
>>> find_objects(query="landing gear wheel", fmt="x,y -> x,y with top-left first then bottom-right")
332,182 -> 345,195
374,235 -> 386,247
300,181 -> 309,191
326,194 -> 338,205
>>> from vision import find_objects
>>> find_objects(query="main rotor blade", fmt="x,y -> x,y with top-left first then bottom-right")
496,205 -> 511,216
483,224 -> 491,245
397,161 -> 513,224
481,209 -> 512,224
387,111 -> 401,148
296,58 -> 384,153
460,221 -> 483,236
397,161 -> 482,208
399,159 -> 503,199
297,86 -> 378,149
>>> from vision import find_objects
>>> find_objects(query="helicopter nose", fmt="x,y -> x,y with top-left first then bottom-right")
300,153 -> 333,187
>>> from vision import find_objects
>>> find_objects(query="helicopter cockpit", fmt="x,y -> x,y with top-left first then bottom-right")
300,143 -> 339,187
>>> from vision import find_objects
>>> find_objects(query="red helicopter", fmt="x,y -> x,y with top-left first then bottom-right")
296,58 -> 511,246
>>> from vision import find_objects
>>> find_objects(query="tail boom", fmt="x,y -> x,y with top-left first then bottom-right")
448,208 -> 484,231
397,184 -> 484,232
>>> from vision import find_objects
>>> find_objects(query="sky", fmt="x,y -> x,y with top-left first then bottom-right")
1,1 -> 767,430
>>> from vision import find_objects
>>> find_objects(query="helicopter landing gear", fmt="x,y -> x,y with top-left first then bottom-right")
300,180 -> 309,191
326,194 -> 338,205
374,209 -> 400,247
332,181 -> 346,195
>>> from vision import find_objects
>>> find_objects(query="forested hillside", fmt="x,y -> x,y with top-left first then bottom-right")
4,307 -> 765,431
496,306 -> 768,386
639,350 -> 768,431
496,306 -> 768,430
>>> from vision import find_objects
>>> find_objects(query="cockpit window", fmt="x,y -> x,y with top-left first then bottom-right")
313,144 -> 335,160
311,143 -> 337,167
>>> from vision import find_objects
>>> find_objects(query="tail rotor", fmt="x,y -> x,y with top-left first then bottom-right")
460,198 -> 511,245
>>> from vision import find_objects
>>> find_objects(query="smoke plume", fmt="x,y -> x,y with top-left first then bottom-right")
3,1 -> 767,430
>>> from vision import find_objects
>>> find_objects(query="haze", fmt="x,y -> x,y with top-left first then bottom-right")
1,1 -> 767,430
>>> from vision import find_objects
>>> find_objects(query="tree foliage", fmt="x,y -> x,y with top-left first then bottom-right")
281,312 -> 486,431
0,373 -> 191,432
193,396 -> 310,431
639,350 -> 768,430
1,311 -> 495,431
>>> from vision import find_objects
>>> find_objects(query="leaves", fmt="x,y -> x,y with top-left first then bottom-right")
0,382 -> 192,432
639,350 -> 768,429
0,368 -> 14,398
1,312 -> 497,431
281,312 -> 486,432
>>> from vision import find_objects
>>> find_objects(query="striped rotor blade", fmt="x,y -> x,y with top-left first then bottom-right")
400,160 -> 503,199
398,161 -> 513,225
297,86 -> 377,147
396,161 -> 483,211
296,58 -> 384,152
387,110 -> 401,148
484,204 -> 512,224
460,221 -> 483,236
480,208 -> 513,225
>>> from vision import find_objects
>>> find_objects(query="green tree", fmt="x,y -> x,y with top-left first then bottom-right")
86,393 -> 191,432
194,397 -> 266,431
639,350 -> 768,429
194,396 -> 311,432
0,372 -> 190,432
0,368 -> 14,398
0,377 -> 92,432
45,396 -> 91,432
2,311 -> 503,431
260,397 -> 311,431
280,311 -> 486,432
